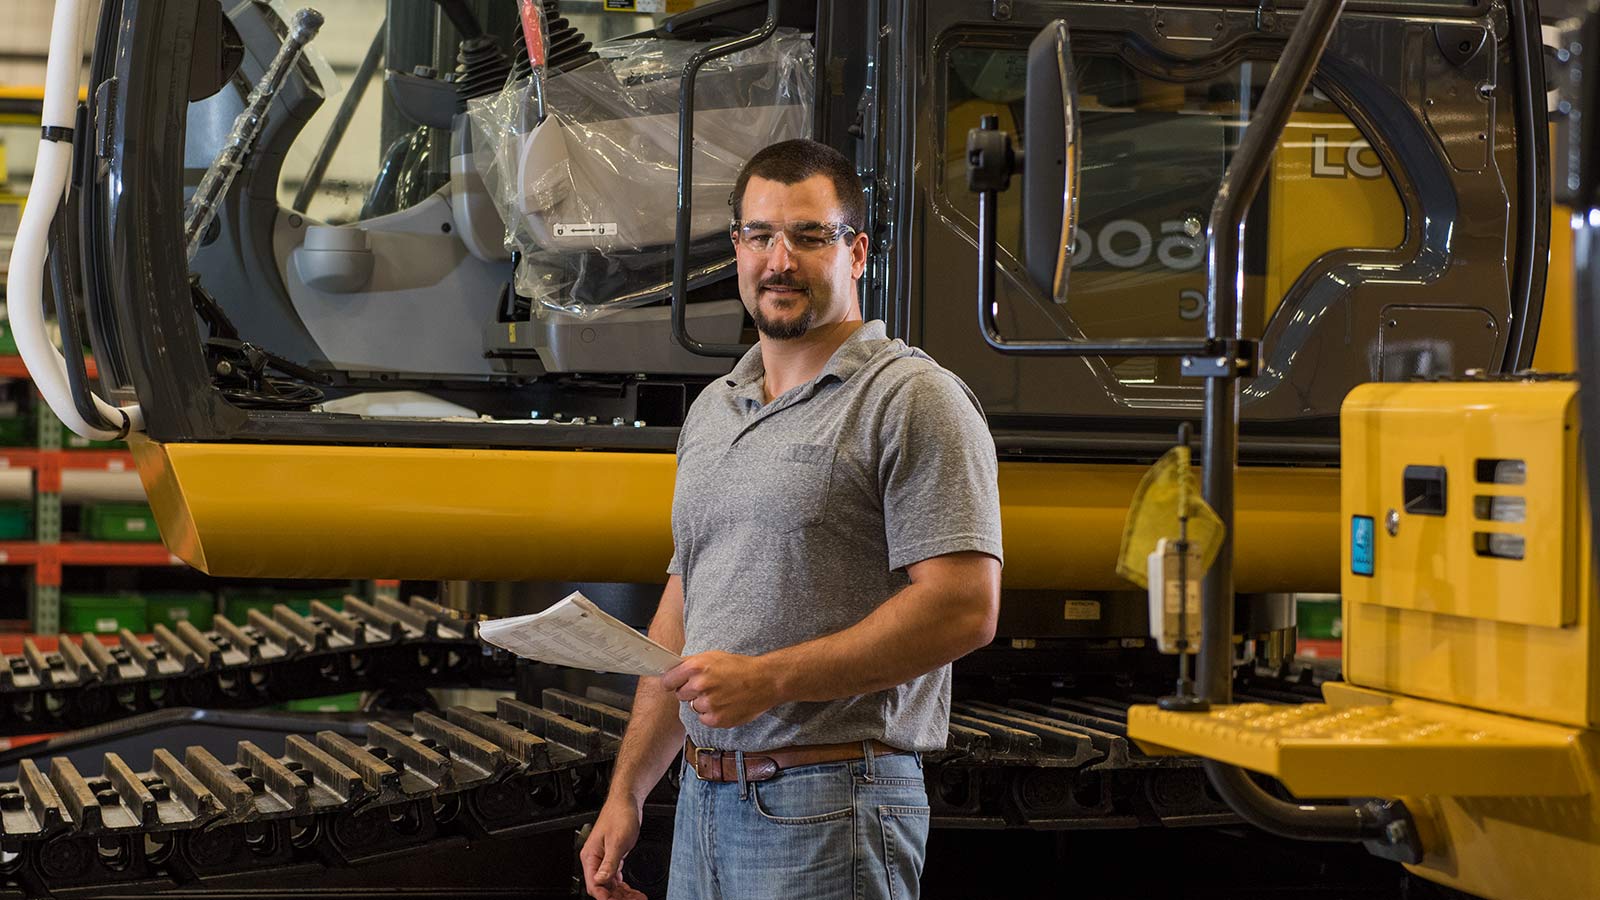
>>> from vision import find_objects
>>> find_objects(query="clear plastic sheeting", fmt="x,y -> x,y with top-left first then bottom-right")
470,29 -> 814,318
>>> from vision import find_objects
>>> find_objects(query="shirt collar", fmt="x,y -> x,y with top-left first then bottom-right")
721,320 -> 888,402
818,319 -> 888,383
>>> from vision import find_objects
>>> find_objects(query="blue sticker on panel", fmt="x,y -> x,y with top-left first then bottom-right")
1351,515 -> 1375,577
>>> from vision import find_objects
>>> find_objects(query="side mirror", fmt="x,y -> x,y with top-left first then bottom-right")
1022,20 -> 1081,303
976,19 -> 1149,357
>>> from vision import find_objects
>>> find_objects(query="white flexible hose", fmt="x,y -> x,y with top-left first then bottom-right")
9,0 -> 144,441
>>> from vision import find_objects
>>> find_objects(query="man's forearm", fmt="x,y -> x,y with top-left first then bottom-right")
765,554 -> 1000,706
607,675 -> 686,809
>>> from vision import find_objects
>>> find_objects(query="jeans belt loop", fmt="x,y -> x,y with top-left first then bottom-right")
735,749 -> 748,799
861,739 -> 876,782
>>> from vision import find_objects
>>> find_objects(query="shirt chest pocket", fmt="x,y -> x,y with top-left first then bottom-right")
744,442 -> 837,533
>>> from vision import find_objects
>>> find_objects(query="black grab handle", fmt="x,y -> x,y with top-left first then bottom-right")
669,0 -> 781,358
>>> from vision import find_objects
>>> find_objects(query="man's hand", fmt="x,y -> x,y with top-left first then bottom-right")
662,651 -> 783,728
580,798 -> 648,899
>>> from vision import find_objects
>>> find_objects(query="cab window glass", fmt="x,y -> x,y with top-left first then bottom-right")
940,45 -> 1405,387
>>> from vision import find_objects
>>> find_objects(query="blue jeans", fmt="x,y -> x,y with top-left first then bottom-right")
667,745 -> 930,900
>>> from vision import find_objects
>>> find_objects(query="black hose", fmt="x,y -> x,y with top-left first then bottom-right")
49,104 -> 128,438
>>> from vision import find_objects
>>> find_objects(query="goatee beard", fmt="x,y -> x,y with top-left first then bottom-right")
753,299 -> 814,340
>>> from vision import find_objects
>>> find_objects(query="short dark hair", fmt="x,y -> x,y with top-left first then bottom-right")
730,139 -> 866,233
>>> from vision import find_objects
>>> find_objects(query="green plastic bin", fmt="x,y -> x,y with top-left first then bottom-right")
82,503 -> 159,541
145,592 -> 215,628
1296,598 -> 1342,640
278,692 -> 363,713
0,417 -> 29,447
62,594 -> 147,634
0,502 -> 30,540
221,591 -> 344,626
59,416 -> 124,450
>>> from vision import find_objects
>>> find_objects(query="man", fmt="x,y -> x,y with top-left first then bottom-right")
580,139 -> 1002,900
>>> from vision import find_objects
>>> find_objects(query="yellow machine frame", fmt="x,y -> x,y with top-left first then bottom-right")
1130,380 -> 1600,900
129,437 -> 1338,592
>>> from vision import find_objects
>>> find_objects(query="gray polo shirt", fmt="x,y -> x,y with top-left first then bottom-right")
667,320 -> 1002,752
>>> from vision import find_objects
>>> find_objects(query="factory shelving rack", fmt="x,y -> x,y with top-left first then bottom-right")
0,354 -> 181,631
0,355 -> 404,632
0,88 -> 403,635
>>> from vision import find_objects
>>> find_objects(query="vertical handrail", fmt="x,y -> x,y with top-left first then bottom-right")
669,0 -> 782,358
10,0 -> 142,442
1195,0 -> 1342,707
1182,0 -> 1415,853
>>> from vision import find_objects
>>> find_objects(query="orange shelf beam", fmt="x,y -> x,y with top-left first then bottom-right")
1297,638 -> 1342,660
55,542 -> 184,568
0,356 -> 97,380
55,449 -> 133,472
0,449 -> 135,490
0,542 -> 183,584
0,543 -> 42,566
0,449 -> 41,472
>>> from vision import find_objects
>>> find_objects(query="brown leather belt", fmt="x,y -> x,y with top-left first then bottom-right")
685,737 -> 902,783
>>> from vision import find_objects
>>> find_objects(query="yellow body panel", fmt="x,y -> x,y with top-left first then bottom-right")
1131,680 -> 1600,900
1264,114 -> 1405,324
1129,682 -> 1587,798
128,437 -> 1340,592
1536,203 -> 1577,372
1341,381 -> 1597,727
1342,381 -> 1579,628
1127,382 -> 1600,899
1536,126 -> 1575,373
1396,740 -> 1600,899
128,436 -> 679,584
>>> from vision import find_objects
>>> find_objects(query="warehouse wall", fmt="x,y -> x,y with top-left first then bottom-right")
0,0 -> 389,222
0,1 -> 659,223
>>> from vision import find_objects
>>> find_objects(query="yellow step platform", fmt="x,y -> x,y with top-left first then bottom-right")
1128,683 -> 1587,798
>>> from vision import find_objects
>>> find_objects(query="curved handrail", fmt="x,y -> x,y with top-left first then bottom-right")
668,0 -> 782,358
10,0 -> 142,441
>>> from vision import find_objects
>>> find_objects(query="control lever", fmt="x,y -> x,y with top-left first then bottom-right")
184,7 -> 324,261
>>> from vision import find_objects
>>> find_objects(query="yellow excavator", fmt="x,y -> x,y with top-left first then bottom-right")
0,0 -> 1588,896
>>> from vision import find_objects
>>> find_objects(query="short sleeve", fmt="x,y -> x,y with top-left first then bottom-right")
879,370 -> 1004,572
666,403 -> 696,577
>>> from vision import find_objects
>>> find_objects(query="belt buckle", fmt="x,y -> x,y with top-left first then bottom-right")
692,745 -> 721,781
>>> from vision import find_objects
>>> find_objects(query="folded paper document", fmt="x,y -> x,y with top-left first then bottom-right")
477,591 -> 683,676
